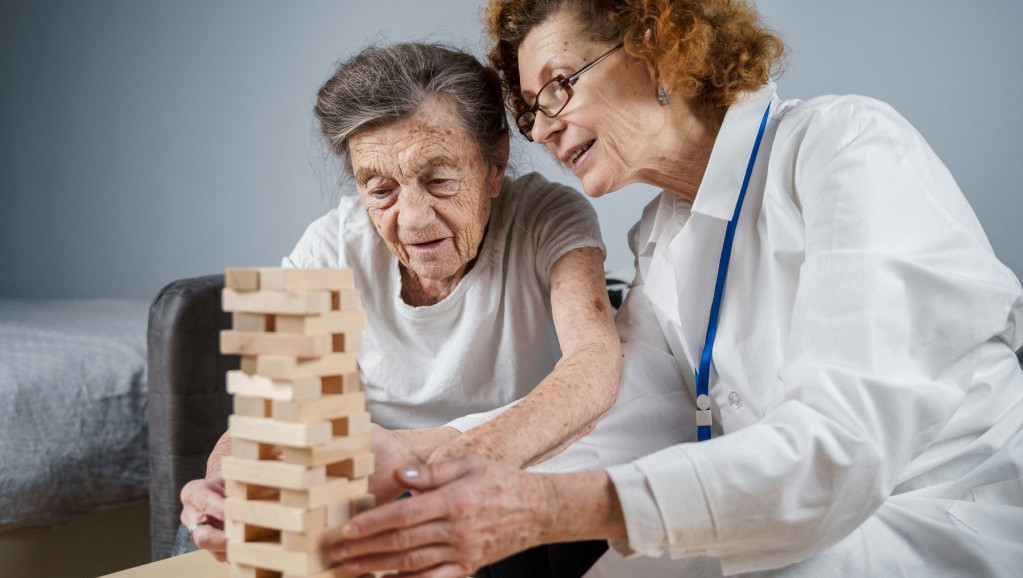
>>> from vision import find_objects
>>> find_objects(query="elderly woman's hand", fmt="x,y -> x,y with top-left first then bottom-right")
329,456 -> 557,577
179,477 -> 228,561
369,424 -> 425,503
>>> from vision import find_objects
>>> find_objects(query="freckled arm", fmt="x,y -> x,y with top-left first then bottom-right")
430,246 -> 622,466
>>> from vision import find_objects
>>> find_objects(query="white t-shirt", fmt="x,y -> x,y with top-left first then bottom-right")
283,172 -> 604,430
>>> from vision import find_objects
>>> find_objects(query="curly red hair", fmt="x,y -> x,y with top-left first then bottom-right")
484,0 -> 784,120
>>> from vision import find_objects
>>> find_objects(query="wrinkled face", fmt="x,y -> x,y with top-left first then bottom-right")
517,10 -> 665,198
350,97 -> 503,282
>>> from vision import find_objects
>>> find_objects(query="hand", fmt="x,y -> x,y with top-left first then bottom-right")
369,424 -> 427,503
329,457 -> 554,578
180,477 -> 228,561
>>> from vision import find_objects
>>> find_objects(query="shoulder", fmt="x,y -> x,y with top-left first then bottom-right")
774,94 -> 918,149
285,196 -> 369,268
499,172 -> 596,221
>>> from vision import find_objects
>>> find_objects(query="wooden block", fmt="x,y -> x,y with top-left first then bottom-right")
227,371 -> 323,401
228,541 -> 331,574
321,373 -> 360,395
225,498 -> 326,533
272,393 -> 366,423
225,519 -> 280,543
232,439 -> 280,462
223,288 -> 333,315
225,479 -> 280,501
222,457 -> 327,490
222,330 -> 333,357
248,353 -> 358,380
230,415 -> 332,448
281,522 -> 347,554
330,332 -> 361,354
326,453 -> 375,480
226,268 -> 261,291
230,563 -> 282,578
234,312 -> 275,332
280,476 -> 370,509
333,412 -> 372,436
280,495 -> 370,554
258,268 -> 355,292
283,567 -> 371,578
282,433 -> 371,468
234,396 -> 272,417
333,289 -> 360,311
276,310 -> 367,335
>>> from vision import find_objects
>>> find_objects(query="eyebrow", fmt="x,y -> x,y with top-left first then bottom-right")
354,154 -> 460,185
522,56 -> 570,100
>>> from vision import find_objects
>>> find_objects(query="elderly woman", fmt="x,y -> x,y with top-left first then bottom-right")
329,1 -> 1023,577
178,42 -> 629,565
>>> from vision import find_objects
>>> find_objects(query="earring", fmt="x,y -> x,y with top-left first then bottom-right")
657,88 -> 670,106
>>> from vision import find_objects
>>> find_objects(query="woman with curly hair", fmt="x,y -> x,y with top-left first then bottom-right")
327,1 -> 1023,576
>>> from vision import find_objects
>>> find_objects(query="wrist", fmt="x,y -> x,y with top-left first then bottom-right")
541,470 -> 626,543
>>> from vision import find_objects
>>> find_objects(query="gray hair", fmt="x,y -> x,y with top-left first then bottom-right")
315,42 -> 511,183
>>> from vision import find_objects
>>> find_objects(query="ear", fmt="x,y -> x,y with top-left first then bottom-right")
488,162 -> 506,198
488,136 -> 510,198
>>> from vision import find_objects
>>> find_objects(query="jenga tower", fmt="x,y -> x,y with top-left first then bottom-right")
219,267 -> 375,578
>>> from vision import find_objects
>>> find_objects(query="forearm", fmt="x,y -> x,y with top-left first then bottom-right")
435,341 -> 620,466
205,431 -> 232,478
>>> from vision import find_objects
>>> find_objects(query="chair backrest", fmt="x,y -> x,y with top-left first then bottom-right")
147,275 -> 237,561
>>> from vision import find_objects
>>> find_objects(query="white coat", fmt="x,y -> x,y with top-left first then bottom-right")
585,83 -> 1023,577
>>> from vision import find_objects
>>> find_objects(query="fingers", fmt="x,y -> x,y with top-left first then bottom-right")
190,520 -> 228,554
341,489 -> 448,540
393,457 -> 478,492
331,521 -> 454,562
180,478 -> 227,526
339,545 -> 472,577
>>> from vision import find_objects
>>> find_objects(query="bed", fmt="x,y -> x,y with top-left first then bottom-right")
0,297 -> 150,533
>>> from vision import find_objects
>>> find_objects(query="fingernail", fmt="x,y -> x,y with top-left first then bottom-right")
331,545 -> 349,560
403,468 -> 420,478
342,523 -> 358,537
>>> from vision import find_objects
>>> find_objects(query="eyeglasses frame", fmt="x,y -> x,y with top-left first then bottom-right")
516,43 -> 625,141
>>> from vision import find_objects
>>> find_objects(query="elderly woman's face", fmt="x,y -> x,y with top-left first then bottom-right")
349,97 -> 502,283
517,10 -> 665,198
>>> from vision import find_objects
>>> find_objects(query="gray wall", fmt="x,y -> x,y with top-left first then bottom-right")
2,0 -> 1021,299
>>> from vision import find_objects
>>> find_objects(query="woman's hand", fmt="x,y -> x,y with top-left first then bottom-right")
179,477 -> 228,561
329,457 -> 556,577
369,424 -> 426,503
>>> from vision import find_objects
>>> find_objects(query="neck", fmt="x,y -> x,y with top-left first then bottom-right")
400,263 -> 471,307
638,99 -> 725,202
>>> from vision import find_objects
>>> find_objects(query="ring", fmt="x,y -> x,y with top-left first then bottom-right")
189,520 -> 209,543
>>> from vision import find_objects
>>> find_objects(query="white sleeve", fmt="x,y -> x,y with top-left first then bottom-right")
281,206 -> 346,269
607,99 -> 1023,573
510,174 -> 606,286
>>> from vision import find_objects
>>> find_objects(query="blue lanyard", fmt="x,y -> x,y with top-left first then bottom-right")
694,102 -> 772,442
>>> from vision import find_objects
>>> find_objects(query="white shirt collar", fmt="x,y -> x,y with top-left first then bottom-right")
690,82 -> 778,221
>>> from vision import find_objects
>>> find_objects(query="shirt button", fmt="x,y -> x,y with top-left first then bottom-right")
728,391 -> 744,409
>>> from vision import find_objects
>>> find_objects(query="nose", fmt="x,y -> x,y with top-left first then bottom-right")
397,185 -> 436,232
530,112 -> 565,144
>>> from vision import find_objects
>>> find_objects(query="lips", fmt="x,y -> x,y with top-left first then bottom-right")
563,140 -> 595,167
403,237 -> 448,252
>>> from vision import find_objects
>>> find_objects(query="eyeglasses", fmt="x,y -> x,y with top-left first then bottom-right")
516,43 -> 624,142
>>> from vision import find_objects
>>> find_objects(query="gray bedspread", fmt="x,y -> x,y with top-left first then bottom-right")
0,298 -> 150,531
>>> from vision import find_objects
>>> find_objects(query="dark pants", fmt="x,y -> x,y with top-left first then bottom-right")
481,541 -> 608,578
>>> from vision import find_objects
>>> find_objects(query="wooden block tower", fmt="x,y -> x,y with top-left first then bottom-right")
220,267 -> 375,578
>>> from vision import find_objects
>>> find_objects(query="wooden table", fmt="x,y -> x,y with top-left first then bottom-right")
98,551 -> 389,578
98,551 -> 225,578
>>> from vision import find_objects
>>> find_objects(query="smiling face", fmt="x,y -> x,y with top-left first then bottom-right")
350,96 -> 503,284
517,10 -> 671,198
